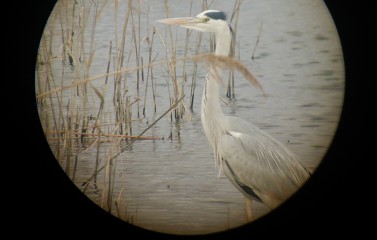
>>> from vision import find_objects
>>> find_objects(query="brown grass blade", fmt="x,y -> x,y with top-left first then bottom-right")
192,54 -> 266,96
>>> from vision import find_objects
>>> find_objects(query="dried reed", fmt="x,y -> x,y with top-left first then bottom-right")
36,0 -> 263,223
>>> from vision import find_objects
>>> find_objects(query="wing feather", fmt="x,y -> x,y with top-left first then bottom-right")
218,116 -> 310,208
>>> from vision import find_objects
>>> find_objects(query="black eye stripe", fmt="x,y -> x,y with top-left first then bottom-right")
204,11 -> 227,21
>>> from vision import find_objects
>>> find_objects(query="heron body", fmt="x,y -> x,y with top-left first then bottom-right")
158,10 -> 311,218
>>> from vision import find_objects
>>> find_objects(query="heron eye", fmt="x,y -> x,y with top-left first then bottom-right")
204,17 -> 210,23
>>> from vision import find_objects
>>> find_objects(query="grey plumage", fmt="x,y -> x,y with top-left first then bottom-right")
157,9 -> 311,215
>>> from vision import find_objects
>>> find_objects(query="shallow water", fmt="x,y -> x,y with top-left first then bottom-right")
36,0 -> 344,235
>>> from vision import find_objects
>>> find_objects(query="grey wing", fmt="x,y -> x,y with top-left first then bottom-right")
219,116 -> 311,208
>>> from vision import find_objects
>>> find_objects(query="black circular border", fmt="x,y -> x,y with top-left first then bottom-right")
15,0 -> 374,238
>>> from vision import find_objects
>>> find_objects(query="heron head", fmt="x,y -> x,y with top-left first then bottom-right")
157,10 -> 229,33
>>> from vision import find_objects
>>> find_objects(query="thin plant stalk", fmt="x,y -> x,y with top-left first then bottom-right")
143,28 -> 156,116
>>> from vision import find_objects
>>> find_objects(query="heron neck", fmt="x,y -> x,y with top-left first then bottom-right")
201,72 -> 224,149
204,23 -> 232,116
203,72 -> 222,116
201,24 -> 232,143
214,24 -> 232,57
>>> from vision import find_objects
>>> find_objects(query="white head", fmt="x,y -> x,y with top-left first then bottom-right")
157,10 -> 230,34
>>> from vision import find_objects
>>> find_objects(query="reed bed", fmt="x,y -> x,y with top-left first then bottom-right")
36,0 -> 251,223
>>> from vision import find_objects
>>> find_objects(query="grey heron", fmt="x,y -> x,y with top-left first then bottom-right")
157,10 -> 311,220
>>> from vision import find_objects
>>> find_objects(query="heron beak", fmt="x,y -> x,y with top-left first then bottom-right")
156,17 -> 198,27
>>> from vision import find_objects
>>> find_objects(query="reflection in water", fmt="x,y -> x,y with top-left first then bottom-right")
36,0 -> 344,235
